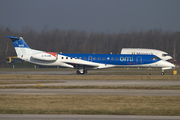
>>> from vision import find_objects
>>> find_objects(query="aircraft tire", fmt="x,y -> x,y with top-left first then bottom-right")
76,70 -> 85,75
76,70 -> 80,74
161,72 -> 164,75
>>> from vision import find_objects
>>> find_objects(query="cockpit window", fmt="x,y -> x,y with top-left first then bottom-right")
162,54 -> 169,57
152,57 -> 161,60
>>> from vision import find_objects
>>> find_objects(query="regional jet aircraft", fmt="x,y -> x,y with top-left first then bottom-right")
7,36 -> 175,75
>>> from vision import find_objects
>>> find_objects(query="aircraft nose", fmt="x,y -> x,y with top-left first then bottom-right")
158,60 -> 175,68
171,63 -> 175,67
164,60 -> 175,68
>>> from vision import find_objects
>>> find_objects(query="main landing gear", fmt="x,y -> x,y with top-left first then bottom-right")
161,72 -> 164,75
76,69 -> 87,75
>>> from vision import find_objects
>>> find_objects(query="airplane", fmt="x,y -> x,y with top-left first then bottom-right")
121,48 -> 172,61
7,36 -> 175,75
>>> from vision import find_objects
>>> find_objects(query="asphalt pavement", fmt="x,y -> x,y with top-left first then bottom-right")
0,70 -> 180,120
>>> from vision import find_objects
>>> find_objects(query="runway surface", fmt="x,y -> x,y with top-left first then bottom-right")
0,114 -> 180,120
1,80 -> 180,87
0,70 -> 164,75
0,71 -> 75,75
1,71 -> 180,119
0,89 -> 179,96
1,80 -> 180,96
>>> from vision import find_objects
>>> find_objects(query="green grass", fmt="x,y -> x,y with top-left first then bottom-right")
0,95 -> 179,115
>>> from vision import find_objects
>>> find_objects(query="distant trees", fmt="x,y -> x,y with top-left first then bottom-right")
0,26 -> 180,62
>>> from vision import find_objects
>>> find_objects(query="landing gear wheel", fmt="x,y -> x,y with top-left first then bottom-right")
161,72 -> 164,75
76,70 -> 85,75
76,70 -> 81,74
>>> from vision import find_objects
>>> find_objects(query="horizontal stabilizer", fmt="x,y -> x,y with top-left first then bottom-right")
7,36 -> 30,48
7,36 -> 21,40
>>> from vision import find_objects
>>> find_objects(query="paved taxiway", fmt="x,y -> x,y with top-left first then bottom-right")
45,80 -> 180,86
0,71 -> 75,75
0,89 -> 180,96
0,114 -> 180,120
0,70 -> 165,75
1,80 -> 180,96
1,80 -> 180,87
1,71 -> 180,120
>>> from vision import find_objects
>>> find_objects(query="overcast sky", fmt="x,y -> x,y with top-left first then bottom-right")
1,0 -> 180,33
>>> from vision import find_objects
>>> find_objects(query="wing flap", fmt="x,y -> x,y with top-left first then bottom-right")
64,61 -> 99,69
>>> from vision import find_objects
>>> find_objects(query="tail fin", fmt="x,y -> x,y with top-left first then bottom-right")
7,36 -> 32,57
7,36 -> 30,48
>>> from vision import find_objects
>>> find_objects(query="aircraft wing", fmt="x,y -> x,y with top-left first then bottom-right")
63,61 -> 99,69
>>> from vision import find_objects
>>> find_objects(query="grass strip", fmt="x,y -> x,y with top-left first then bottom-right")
0,95 -> 179,115
0,81 -> 64,84
0,74 -> 180,80
0,85 -> 180,90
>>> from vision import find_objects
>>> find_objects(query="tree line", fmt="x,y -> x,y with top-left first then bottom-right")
0,27 -> 180,62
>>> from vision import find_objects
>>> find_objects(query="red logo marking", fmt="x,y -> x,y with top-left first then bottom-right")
46,52 -> 57,57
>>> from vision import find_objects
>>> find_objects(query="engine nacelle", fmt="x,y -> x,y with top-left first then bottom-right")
32,52 -> 57,61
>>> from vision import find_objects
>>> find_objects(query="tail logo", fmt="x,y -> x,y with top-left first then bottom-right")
19,44 -> 24,47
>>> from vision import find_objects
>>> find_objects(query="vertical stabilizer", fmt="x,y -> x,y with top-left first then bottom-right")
7,36 -> 32,57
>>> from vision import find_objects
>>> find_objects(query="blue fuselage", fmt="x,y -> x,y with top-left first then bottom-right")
61,53 -> 160,65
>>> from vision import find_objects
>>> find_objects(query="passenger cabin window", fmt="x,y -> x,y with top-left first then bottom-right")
75,57 -> 77,59
130,58 -> 133,61
61,57 -> 64,59
120,57 -> 124,61
71,57 -> 73,59
93,57 -> 96,60
116,57 -> 119,60
125,57 -> 128,61
111,57 -> 114,60
79,57 -> 81,59
84,57 -> 86,60
107,57 -> 110,60
103,57 -> 105,60
98,57 -> 101,60
66,57 -> 68,59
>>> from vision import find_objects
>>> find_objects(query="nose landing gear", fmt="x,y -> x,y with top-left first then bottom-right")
161,68 -> 165,75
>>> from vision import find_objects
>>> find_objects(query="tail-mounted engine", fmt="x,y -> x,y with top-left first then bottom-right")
32,52 -> 58,61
